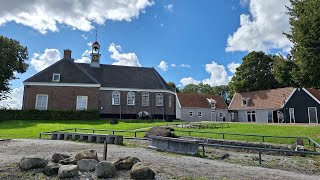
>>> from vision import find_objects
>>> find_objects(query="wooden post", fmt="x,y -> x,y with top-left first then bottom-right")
202,144 -> 205,157
262,136 -> 265,142
103,141 -> 108,160
259,150 -> 262,165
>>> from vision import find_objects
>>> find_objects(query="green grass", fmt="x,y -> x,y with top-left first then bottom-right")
0,119 -> 181,139
175,123 -> 320,145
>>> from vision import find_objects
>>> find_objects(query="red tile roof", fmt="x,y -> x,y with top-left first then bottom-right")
305,88 -> 320,102
177,93 -> 228,109
228,87 -> 295,110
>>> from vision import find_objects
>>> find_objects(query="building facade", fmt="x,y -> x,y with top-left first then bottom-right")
23,42 -> 176,120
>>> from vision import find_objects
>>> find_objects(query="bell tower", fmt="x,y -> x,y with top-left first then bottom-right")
90,41 -> 101,68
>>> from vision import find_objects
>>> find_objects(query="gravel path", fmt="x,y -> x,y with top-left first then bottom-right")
0,139 -> 319,180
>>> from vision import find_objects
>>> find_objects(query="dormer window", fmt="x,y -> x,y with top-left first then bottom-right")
242,98 -> 250,106
52,73 -> 60,82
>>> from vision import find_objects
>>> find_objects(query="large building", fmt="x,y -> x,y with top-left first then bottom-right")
22,41 -> 176,120
229,87 -> 320,124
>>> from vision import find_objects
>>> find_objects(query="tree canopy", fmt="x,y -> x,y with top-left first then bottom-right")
0,36 -> 28,100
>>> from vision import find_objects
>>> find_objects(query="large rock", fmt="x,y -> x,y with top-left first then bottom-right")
52,153 -> 70,163
113,156 -> 140,170
75,150 -> 98,161
58,157 -> 77,165
43,163 -> 61,176
77,159 -> 98,172
95,161 -> 116,178
58,165 -> 78,178
19,157 -> 48,170
145,127 -> 177,138
130,163 -> 155,180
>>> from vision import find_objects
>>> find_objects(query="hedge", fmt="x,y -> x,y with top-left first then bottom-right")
0,109 -> 99,121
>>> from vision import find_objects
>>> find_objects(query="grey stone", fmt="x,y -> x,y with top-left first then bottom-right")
145,127 -> 177,138
130,162 -> 155,180
52,153 -> 70,163
43,163 -> 61,176
19,157 -> 48,170
95,161 -> 116,178
75,150 -> 98,161
113,156 -> 140,170
77,159 -> 98,172
58,165 -> 78,178
58,157 -> 77,165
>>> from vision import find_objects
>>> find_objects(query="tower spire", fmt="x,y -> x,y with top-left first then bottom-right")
95,27 -> 98,42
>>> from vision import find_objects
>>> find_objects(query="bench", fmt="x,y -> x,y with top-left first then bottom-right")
51,132 -> 123,145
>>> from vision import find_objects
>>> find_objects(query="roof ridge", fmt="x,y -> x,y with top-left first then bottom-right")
237,87 -> 293,94
73,62 -> 100,84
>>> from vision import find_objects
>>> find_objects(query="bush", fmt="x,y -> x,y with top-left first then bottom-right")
0,109 -> 99,121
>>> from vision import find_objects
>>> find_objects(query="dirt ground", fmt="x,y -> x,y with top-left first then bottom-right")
0,139 -> 319,180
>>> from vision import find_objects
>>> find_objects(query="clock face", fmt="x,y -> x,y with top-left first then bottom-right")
92,55 -> 99,61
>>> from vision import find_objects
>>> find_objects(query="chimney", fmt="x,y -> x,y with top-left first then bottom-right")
63,49 -> 72,60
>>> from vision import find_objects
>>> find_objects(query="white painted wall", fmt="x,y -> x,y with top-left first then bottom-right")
178,107 -> 230,122
236,109 -> 269,123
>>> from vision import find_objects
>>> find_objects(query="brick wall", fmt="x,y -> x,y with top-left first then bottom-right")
23,85 -> 99,110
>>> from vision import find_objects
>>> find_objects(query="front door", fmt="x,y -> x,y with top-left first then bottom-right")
289,108 -> 295,123
308,107 -> 318,123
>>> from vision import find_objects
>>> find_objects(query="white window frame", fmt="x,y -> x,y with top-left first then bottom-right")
189,111 -> 194,117
289,108 -> 295,123
52,73 -> 60,82
127,92 -> 135,106
168,95 -> 172,108
247,111 -> 256,122
112,91 -> 120,105
76,96 -> 88,110
197,112 -> 203,117
142,92 -> 149,106
308,107 -> 318,123
156,93 -> 163,106
267,110 -> 273,123
35,94 -> 48,110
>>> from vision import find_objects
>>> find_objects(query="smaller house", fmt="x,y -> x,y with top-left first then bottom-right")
228,87 -> 320,124
176,93 -> 229,122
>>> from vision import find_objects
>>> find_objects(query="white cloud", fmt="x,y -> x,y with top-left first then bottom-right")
75,50 -> 91,63
81,34 -> 88,40
108,43 -> 141,67
0,0 -> 153,34
158,61 -> 168,71
164,4 -> 173,13
0,87 -> 23,109
171,64 -> 176,67
240,0 -> 250,7
227,62 -> 241,73
30,49 -> 61,72
226,0 -> 292,53
180,77 -> 200,86
202,61 -> 230,86
170,64 -> 191,68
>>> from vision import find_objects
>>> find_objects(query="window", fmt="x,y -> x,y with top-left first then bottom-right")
247,111 -> 256,122
156,93 -> 163,106
76,96 -> 88,110
168,95 -> 172,107
267,111 -> 273,123
127,92 -> 135,105
197,112 -> 203,117
52,73 -> 60,82
289,108 -> 295,123
242,98 -> 249,106
35,94 -> 48,110
112,91 -> 120,105
142,92 -> 149,106
308,107 -> 318,123
189,111 -> 194,117
231,112 -> 235,122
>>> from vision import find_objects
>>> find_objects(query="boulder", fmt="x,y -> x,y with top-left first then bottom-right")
58,165 -> 78,178
43,163 -> 61,176
77,159 -> 98,172
58,157 -> 77,165
145,127 -> 177,138
95,161 -> 117,178
113,156 -> 140,170
52,153 -> 70,163
130,162 -> 155,180
75,150 -> 98,161
19,157 -> 48,170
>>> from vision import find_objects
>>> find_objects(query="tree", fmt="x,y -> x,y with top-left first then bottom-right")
228,51 -> 278,95
0,36 -> 28,100
285,0 -> 320,88
167,82 -> 180,93
273,55 -> 297,87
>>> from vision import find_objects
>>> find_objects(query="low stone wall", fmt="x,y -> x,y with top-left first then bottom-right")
51,132 -> 123,145
149,135 -> 200,155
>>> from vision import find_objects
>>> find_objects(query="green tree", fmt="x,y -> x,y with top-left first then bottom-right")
0,36 -> 28,100
228,51 -> 278,95
167,82 -> 180,93
273,55 -> 297,87
285,0 -> 320,88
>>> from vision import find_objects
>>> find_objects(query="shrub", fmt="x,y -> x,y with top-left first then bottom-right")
0,109 -> 99,121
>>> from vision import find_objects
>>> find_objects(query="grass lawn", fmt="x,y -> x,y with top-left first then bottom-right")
175,123 -> 320,145
0,119 -> 180,139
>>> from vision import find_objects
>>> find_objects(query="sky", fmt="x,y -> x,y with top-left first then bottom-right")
0,0 -> 292,109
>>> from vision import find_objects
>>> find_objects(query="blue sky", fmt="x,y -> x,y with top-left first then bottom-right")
0,0 -> 291,108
